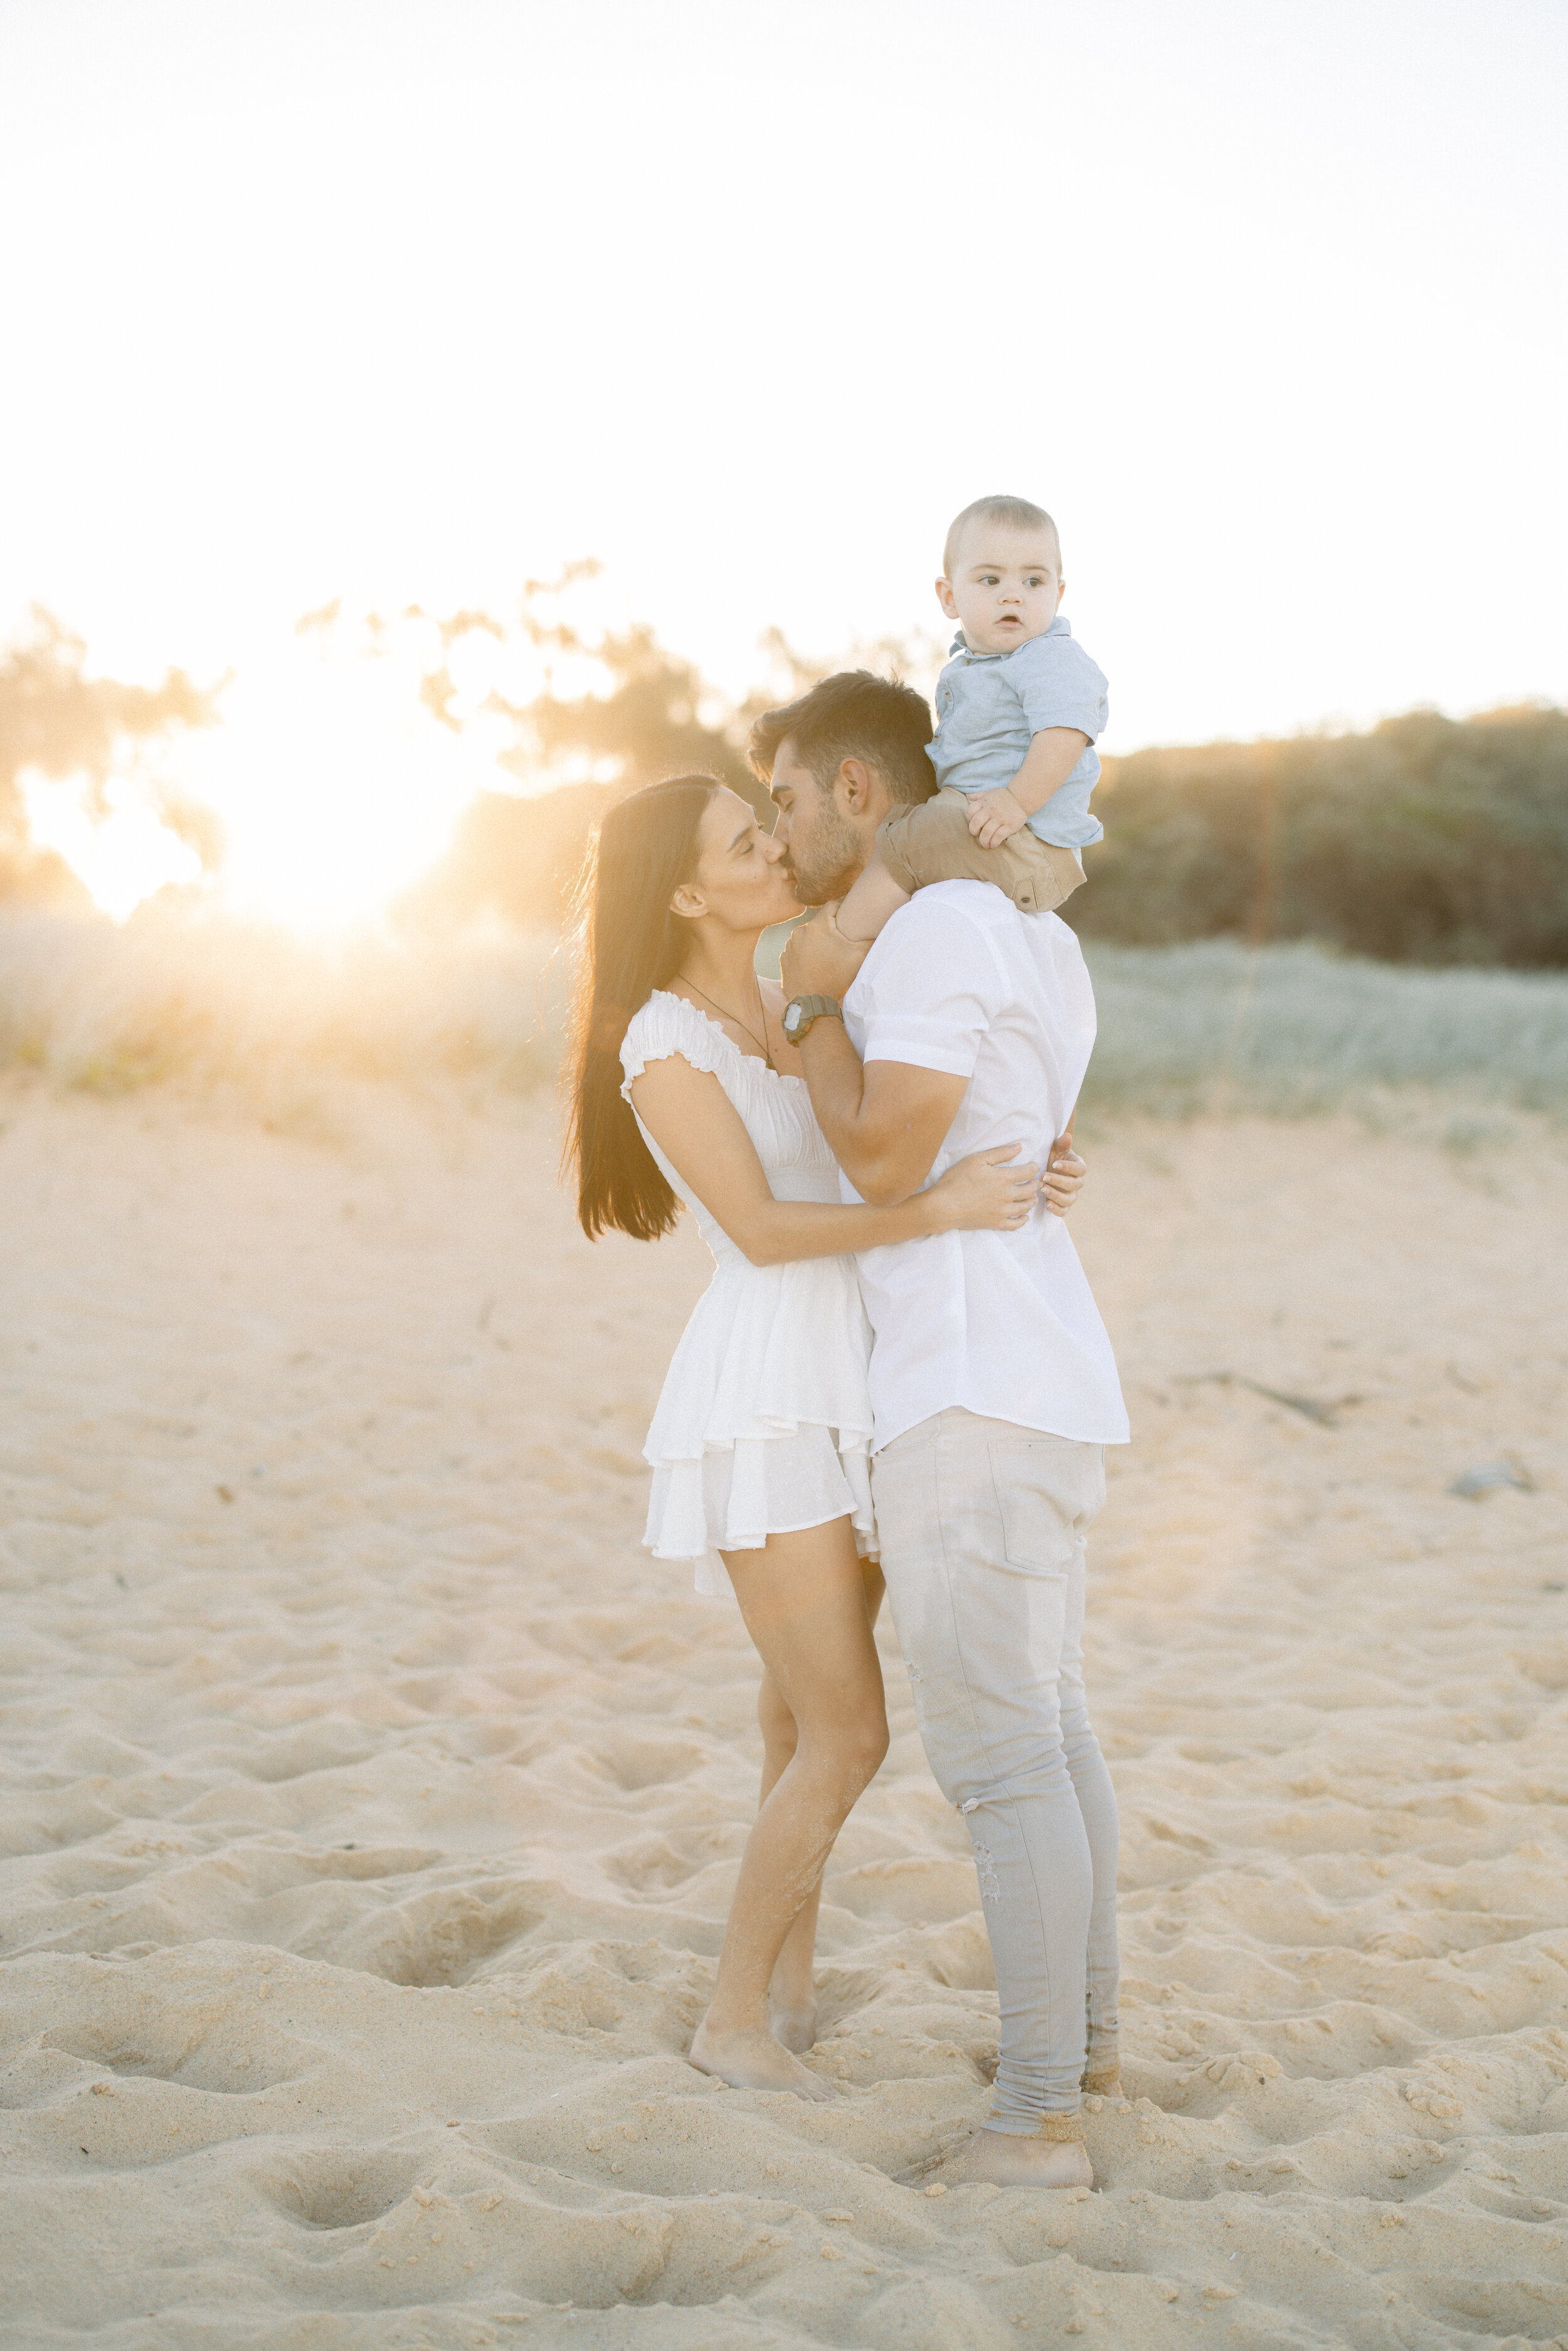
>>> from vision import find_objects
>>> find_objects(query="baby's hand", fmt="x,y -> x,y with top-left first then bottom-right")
967,788 -> 1029,851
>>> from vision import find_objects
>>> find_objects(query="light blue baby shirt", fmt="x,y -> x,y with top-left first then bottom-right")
928,615 -> 1108,849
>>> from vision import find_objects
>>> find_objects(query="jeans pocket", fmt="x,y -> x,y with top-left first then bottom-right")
988,1442 -> 1083,1573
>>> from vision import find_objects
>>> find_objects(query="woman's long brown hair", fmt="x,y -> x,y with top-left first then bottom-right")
563,773 -> 719,1240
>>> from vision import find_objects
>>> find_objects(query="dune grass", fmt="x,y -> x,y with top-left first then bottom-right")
0,910 -> 563,1106
1079,938 -> 1568,1123
2,911 -> 1565,1133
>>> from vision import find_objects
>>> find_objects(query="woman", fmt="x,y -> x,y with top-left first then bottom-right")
564,772 -> 1084,2099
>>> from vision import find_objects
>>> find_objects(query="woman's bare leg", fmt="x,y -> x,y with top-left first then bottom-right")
765,1558 -> 885,2052
756,1669 -> 818,2051
689,1522 -> 888,2099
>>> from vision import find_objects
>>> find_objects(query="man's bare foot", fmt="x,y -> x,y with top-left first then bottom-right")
940,2128 -> 1094,2190
689,2018 -> 840,2101
768,2000 -> 818,2055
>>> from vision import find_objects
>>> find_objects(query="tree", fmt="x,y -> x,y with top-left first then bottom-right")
388,583 -> 775,931
1068,704 -> 1568,967
386,581 -> 940,931
0,607 -> 223,907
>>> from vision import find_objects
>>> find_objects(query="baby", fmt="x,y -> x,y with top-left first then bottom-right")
836,494 -> 1108,941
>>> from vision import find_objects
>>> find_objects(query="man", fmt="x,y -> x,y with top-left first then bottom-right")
755,671 -> 1130,2190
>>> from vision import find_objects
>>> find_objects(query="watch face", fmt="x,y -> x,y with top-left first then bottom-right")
783,1003 -> 802,1039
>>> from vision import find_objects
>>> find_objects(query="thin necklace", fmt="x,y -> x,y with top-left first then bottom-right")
679,974 -> 775,1071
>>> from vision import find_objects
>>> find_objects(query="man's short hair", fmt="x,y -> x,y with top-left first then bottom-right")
748,670 -> 936,808
943,495 -> 1061,580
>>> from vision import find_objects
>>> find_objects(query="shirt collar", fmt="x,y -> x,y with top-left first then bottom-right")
952,614 -> 1072,662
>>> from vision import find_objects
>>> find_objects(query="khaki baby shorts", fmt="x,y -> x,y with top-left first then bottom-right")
877,785 -> 1086,915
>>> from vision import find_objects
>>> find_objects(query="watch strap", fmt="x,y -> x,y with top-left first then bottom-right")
785,994 -> 844,1039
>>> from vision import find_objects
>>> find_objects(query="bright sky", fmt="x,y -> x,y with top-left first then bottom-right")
2,0 -> 1564,923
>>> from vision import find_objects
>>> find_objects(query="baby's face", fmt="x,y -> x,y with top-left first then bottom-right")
937,525 -> 1064,657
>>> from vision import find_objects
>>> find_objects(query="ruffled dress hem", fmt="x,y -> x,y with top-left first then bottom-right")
645,1420 -> 877,1600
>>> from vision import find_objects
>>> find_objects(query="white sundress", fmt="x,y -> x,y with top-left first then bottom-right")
619,990 -> 877,1598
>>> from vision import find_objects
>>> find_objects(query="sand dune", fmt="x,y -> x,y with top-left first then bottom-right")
2,1080 -> 1566,2348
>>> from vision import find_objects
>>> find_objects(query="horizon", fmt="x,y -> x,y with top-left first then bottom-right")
6,597 -> 1560,935
11,600 -> 1560,932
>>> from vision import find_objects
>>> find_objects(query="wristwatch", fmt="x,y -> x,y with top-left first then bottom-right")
781,994 -> 844,1043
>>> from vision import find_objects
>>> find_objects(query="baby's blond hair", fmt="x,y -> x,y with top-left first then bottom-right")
943,495 -> 1061,581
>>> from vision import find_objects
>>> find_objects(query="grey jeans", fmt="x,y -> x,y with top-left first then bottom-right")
871,1409 -> 1120,2131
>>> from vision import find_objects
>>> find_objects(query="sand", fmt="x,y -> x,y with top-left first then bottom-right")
2,1078 -> 1566,2351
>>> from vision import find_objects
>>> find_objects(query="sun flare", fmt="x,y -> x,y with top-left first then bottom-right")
28,639 -> 531,935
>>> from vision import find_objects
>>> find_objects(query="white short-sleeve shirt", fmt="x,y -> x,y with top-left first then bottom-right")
840,882 -> 1130,1453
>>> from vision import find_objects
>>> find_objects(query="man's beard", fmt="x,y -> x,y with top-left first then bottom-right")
785,798 -> 867,907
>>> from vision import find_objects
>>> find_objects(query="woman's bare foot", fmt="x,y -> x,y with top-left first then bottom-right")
768,2000 -> 819,2055
940,2129 -> 1094,2190
689,2018 -> 840,2101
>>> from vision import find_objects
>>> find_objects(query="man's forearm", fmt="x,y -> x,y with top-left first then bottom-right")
798,1022 -> 958,1207
790,1029 -> 912,1203
797,1020 -> 887,1194
781,910 -> 968,1204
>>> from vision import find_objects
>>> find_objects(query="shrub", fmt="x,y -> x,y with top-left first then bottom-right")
1069,704 -> 1568,969
1081,938 -> 1568,1120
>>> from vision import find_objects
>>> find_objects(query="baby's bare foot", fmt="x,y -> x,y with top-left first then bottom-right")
768,2000 -> 819,2055
940,2128 -> 1094,2190
689,2019 -> 840,2101
819,898 -> 879,953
